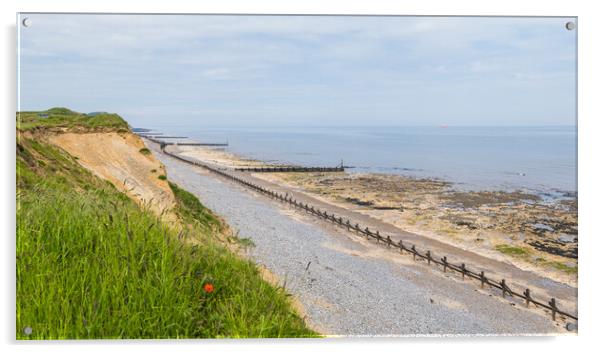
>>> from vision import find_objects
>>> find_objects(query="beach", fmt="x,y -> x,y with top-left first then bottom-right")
175,144 -> 578,287
151,141 -> 572,335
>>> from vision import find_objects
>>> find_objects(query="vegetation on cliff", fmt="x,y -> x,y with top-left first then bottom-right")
16,110 -> 316,339
17,107 -> 129,131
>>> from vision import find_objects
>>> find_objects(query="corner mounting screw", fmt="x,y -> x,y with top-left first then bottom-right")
565,21 -> 575,31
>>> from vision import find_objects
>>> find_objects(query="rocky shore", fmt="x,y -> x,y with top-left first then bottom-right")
175,145 -> 578,286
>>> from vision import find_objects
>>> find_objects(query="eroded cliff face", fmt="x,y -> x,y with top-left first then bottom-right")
48,131 -> 176,217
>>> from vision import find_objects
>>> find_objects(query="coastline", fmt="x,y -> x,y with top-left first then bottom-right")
154,142 -> 570,334
175,144 -> 578,287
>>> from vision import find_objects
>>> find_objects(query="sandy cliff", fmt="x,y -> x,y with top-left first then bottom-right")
49,131 -> 176,217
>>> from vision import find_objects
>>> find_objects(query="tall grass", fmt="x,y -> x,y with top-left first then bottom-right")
16,136 -> 317,339
169,181 -> 222,233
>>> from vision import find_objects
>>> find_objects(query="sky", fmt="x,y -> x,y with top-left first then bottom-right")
18,14 -> 577,127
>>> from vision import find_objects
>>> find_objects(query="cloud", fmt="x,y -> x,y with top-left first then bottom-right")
18,14 -> 576,126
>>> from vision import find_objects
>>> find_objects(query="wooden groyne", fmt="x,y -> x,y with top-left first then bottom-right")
235,166 -> 344,173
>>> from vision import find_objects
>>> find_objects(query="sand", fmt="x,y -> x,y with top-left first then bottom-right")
49,131 -> 176,218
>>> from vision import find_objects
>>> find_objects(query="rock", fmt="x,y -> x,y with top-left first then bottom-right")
566,322 -> 577,331
558,234 -> 577,244
527,240 -> 578,259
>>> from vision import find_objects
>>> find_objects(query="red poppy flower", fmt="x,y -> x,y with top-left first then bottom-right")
203,283 -> 214,293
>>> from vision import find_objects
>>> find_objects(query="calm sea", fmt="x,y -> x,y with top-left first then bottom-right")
156,125 -> 577,196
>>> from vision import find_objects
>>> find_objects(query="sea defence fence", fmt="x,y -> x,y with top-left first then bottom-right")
156,143 -> 577,324
235,166 -> 344,173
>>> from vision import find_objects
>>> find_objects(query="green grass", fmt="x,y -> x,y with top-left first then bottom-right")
495,244 -> 530,257
168,182 -> 222,233
158,175 -> 167,181
232,236 -> 256,248
17,107 -> 129,131
494,244 -> 577,275
550,261 -> 578,275
139,148 -> 151,155
16,135 -> 317,339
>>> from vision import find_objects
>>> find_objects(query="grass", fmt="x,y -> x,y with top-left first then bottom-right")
158,175 -> 167,181
139,148 -> 151,155
168,181 -> 222,233
494,244 -> 530,257
227,230 -> 256,248
233,236 -> 256,248
17,134 -> 317,339
498,246 -> 577,275
17,107 -> 129,131
550,261 -> 578,275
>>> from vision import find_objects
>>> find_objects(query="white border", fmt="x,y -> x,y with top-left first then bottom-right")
2,1 -> 601,352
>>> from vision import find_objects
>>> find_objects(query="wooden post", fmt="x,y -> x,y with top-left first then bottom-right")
549,298 -> 557,321
346,220 -> 351,231
387,236 -> 392,248
479,271 -> 486,288
524,289 -> 531,307
442,256 -> 447,272
501,279 -> 507,297
376,231 -> 380,243
355,224 -> 360,234
461,263 -> 466,280
398,240 -> 403,253
426,251 -> 431,265
365,227 -> 370,238
411,245 -> 417,260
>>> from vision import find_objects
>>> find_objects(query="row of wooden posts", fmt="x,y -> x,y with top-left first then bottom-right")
235,166 -> 345,173
159,144 -> 577,324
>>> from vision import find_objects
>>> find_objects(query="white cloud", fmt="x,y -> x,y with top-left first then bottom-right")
18,14 -> 576,126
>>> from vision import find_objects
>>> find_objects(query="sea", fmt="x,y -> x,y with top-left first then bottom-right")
152,125 -> 577,198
